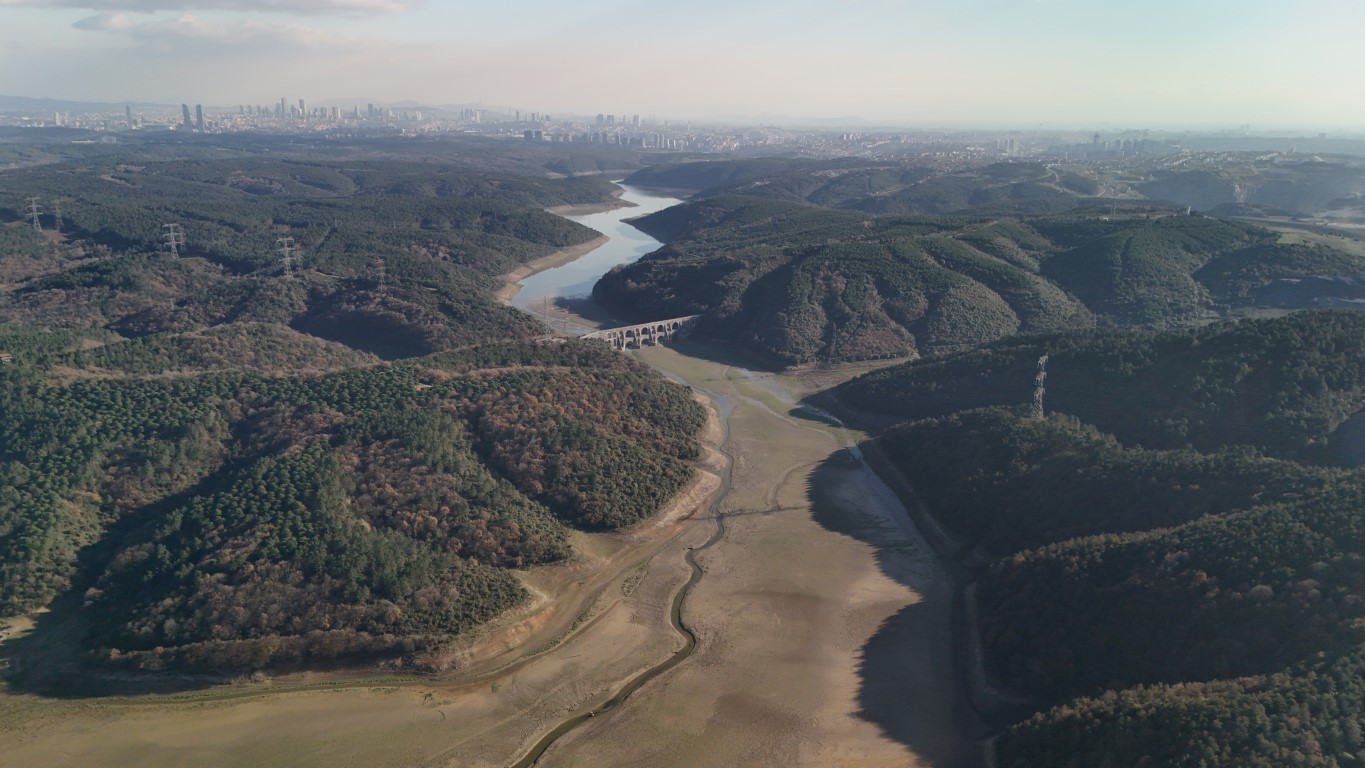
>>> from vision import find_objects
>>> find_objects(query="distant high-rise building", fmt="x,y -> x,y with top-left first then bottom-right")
125,105 -> 133,125
195,104 -> 204,132
299,98 -> 306,116
182,104 -> 192,129
279,98 -> 287,119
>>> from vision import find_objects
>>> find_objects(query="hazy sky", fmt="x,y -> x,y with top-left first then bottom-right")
0,0 -> 1361,128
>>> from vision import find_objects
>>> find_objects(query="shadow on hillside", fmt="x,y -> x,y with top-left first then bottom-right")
4,464 -> 270,698
805,452 -> 992,767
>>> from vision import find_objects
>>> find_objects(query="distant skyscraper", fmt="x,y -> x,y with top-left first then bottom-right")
182,104 -> 192,129
195,104 -> 204,132
125,105 -> 132,126
299,98 -> 306,118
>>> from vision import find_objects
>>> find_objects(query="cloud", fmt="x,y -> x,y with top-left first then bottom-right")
72,11 -> 339,48
2,0 -> 415,13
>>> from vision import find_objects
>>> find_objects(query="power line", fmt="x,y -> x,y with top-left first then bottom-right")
276,236 -> 297,278
162,223 -> 186,257
26,197 -> 42,232
1032,353 -> 1048,419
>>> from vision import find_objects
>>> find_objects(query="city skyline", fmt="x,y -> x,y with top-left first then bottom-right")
0,0 -> 1362,129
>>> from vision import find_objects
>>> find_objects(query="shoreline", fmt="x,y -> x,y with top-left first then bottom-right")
496,235 -> 609,304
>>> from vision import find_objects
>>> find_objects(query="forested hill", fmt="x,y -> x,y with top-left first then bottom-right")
838,311 -> 1365,765
881,406 -> 1365,767
839,311 -> 1365,462
0,336 -> 704,673
628,159 -> 1098,216
0,151 -> 710,679
0,159 -> 615,357
595,194 -> 1365,365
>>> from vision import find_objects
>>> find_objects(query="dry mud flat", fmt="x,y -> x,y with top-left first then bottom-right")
540,345 -> 986,768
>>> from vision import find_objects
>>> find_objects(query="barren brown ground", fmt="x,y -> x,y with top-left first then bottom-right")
536,344 -> 987,767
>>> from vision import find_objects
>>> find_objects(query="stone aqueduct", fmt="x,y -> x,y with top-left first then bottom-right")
581,315 -> 701,350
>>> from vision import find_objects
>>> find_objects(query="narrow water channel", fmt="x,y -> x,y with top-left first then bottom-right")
512,184 -> 684,317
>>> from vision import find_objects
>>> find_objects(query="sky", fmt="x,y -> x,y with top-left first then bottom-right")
0,0 -> 1362,129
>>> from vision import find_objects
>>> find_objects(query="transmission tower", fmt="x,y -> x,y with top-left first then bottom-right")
276,236 -> 296,278
375,257 -> 386,293
162,223 -> 186,257
52,200 -> 63,232
26,197 -> 42,232
1032,354 -> 1049,420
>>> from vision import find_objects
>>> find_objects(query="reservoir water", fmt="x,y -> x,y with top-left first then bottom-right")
512,183 -> 684,316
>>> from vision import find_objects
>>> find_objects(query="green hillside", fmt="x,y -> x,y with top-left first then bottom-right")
0,151 -> 710,678
0,159 -> 614,357
843,312 -> 1365,765
841,311 -> 1365,461
0,339 -> 703,671
599,194 -> 1365,365
628,159 -> 1095,215
881,408 -> 1343,557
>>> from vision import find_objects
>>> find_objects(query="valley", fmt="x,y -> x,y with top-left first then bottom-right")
5,133 -> 1365,767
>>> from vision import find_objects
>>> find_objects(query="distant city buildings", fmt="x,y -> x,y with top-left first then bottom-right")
7,95 -> 1361,163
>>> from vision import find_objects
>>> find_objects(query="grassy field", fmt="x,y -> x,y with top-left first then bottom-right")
1273,225 -> 1365,257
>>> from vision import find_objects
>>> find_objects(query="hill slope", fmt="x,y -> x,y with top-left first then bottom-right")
1,339 -> 704,671
840,312 -> 1365,766
598,196 -> 1365,364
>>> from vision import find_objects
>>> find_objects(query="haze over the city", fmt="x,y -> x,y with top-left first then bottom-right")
0,0 -> 1361,128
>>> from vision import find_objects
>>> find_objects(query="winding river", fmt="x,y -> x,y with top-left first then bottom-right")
512,184 -> 685,316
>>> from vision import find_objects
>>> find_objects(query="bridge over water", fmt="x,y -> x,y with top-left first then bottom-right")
581,315 -> 701,350
523,301 -> 701,349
